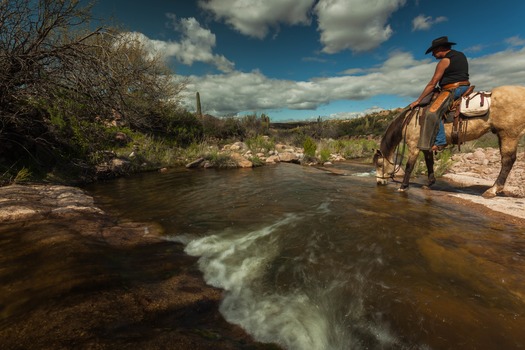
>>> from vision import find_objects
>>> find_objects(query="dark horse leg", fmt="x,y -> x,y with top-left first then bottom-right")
423,150 -> 436,187
398,150 -> 435,191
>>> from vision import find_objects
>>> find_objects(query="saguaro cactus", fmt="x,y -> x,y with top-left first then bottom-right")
196,91 -> 202,117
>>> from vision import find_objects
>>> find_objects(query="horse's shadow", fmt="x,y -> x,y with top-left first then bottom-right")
412,178 -> 523,199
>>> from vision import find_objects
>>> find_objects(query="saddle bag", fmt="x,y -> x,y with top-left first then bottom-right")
460,91 -> 491,116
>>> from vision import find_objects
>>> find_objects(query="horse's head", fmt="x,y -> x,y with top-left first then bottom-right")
373,149 -> 395,185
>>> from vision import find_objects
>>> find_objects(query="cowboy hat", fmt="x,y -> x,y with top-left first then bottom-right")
425,36 -> 456,54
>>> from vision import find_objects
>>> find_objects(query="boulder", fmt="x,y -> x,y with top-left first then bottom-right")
278,152 -> 300,163
114,132 -> 129,145
231,153 -> 253,168
109,158 -> 131,174
186,157 -> 205,168
230,142 -> 247,151
266,155 -> 280,164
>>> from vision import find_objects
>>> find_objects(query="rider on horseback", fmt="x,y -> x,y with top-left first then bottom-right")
409,36 -> 470,152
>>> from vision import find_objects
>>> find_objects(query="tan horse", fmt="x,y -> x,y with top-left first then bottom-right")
373,85 -> 525,198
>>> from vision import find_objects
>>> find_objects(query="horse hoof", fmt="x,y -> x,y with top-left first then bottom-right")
482,189 -> 497,198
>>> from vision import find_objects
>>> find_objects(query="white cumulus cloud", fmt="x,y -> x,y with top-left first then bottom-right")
180,46 -> 525,116
199,0 -> 406,53
506,36 -> 525,47
120,16 -> 234,73
198,0 -> 315,39
315,0 -> 407,53
411,14 -> 447,31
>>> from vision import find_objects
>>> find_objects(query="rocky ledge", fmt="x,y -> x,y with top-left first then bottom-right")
0,184 -> 279,349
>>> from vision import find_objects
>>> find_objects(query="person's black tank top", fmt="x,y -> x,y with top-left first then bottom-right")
439,50 -> 469,87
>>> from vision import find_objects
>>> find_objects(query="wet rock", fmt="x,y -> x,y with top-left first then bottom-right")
266,155 -> 280,164
278,152 -> 299,163
0,184 -> 280,349
0,185 -> 103,222
186,157 -> 205,168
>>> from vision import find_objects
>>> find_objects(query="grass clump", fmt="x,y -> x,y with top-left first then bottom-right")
246,135 -> 275,155
204,151 -> 237,169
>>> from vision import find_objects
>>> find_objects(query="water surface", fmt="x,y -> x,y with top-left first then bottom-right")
86,162 -> 525,349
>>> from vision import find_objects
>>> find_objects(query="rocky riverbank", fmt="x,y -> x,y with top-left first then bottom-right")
441,147 -> 525,222
0,184 -> 279,349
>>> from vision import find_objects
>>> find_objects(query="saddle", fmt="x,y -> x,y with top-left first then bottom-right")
415,86 -> 491,150
446,87 -> 492,148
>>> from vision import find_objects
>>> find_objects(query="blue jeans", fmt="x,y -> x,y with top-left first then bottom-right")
434,85 -> 470,146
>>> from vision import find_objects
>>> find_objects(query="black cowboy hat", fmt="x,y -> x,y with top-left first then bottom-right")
425,36 -> 456,54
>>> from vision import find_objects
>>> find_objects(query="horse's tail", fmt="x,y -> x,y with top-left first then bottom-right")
379,106 -> 412,158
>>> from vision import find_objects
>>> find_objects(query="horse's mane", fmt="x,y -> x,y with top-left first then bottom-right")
378,108 -> 411,158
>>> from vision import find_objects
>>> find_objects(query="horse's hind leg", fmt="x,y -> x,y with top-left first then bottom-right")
483,135 -> 519,198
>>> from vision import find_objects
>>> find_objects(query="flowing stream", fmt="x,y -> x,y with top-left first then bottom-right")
83,162 -> 525,349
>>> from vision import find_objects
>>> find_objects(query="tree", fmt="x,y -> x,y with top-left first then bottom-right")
0,0 -> 188,178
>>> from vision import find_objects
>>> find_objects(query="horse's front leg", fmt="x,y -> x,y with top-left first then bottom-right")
398,149 -> 420,192
423,150 -> 436,187
483,136 -> 518,198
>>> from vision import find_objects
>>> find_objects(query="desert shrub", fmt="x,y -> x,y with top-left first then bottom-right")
319,148 -> 331,163
202,115 -> 245,141
158,110 -> 203,146
340,139 -> 378,159
239,113 -> 270,138
433,149 -> 454,177
13,167 -> 32,183
460,133 -> 499,152
303,137 -> 317,158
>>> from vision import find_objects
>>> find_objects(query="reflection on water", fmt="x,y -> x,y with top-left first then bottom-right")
86,163 -> 525,349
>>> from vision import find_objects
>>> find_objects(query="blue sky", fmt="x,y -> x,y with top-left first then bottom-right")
88,0 -> 525,121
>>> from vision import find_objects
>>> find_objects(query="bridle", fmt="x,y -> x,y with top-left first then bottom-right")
375,149 -> 398,181
375,108 -> 413,181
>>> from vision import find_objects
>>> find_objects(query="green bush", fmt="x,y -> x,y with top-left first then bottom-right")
342,139 -> 378,159
303,137 -> 317,158
165,110 -> 203,147
319,148 -> 331,163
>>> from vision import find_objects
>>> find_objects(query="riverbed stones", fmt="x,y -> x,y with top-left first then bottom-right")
0,185 -> 271,349
265,155 -> 280,164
